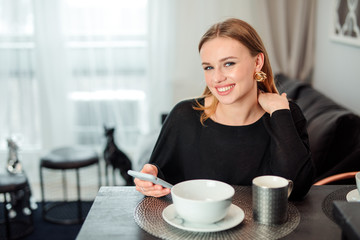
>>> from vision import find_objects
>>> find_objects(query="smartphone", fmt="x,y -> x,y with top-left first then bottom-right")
127,170 -> 173,189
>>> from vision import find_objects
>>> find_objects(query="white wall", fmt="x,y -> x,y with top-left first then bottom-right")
170,0 -> 256,105
313,0 -> 360,115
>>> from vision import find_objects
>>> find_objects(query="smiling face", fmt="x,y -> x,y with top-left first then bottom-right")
200,37 -> 263,106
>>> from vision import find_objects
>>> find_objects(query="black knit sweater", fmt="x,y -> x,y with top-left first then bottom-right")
149,98 -> 315,199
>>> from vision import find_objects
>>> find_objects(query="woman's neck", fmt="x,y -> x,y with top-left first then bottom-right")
206,96 -> 265,126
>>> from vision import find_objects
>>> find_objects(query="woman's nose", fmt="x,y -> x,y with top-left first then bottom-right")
213,69 -> 226,83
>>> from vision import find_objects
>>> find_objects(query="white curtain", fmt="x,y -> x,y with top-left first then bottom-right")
33,0 -> 73,150
256,0 -> 316,82
0,0 -> 41,150
0,0 -> 176,160
147,0 -> 176,130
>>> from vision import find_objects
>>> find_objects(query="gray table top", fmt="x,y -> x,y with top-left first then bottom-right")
76,185 -> 353,240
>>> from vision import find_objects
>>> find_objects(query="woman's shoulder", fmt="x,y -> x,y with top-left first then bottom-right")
165,98 -> 203,122
171,98 -> 203,113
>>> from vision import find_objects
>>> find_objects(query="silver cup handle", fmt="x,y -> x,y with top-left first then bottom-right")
287,180 -> 294,197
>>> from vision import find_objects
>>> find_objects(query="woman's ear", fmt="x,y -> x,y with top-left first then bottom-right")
255,53 -> 264,72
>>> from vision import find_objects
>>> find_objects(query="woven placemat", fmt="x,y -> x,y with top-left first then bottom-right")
134,186 -> 300,240
322,185 -> 356,222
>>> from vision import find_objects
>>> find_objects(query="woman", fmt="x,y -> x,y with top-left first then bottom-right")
135,18 -> 314,199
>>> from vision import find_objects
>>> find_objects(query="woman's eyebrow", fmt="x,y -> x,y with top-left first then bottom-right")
202,56 -> 238,66
219,56 -> 237,62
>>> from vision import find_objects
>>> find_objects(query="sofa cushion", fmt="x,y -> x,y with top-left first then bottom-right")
306,109 -> 360,176
292,85 -> 360,176
316,148 -> 360,181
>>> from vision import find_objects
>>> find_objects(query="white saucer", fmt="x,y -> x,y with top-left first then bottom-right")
162,204 -> 244,232
346,189 -> 360,202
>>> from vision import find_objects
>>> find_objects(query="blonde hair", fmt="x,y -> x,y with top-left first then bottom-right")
194,18 -> 278,124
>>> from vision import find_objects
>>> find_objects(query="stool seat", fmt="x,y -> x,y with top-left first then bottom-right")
41,146 -> 99,169
0,174 -> 28,193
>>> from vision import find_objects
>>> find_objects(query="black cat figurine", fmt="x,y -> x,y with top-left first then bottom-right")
103,126 -> 134,186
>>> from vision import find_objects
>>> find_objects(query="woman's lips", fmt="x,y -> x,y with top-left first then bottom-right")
216,84 -> 235,95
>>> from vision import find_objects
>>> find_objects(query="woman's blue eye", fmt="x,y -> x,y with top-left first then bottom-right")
204,66 -> 214,70
225,62 -> 235,67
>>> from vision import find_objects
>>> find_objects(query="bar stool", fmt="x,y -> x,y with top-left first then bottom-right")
39,146 -> 101,225
0,173 -> 34,240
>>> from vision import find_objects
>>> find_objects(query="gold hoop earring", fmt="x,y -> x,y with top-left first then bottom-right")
254,71 -> 267,82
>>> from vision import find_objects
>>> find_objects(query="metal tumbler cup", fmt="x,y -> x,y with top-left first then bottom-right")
252,175 -> 293,225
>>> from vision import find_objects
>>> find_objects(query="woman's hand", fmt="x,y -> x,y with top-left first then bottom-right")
134,163 -> 171,197
258,91 -> 290,115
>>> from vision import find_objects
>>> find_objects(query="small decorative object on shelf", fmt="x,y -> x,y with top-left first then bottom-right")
7,138 -> 23,174
5,138 -> 37,219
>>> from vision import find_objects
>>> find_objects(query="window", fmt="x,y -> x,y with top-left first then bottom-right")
0,0 -> 40,149
62,0 -> 149,149
0,0 -> 149,152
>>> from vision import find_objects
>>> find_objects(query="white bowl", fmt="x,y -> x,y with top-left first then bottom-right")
171,179 -> 235,224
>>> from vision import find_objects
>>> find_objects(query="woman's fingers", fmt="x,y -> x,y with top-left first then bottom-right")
141,164 -> 158,175
134,164 -> 171,197
133,163 -> 158,188
258,91 -> 289,114
134,177 -> 154,187
136,184 -> 170,197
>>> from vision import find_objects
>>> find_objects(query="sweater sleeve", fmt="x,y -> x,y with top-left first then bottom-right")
148,102 -> 186,185
264,101 -> 315,199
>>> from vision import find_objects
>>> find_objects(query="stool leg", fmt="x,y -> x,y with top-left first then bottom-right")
3,193 -> 11,240
97,160 -> 101,189
105,164 -> 109,186
76,169 -> 82,222
40,165 -> 46,218
113,168 -> 116,186
62,170 -> 68,201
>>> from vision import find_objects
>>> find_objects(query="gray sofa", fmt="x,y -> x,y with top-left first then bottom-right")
275,74 -> 360,183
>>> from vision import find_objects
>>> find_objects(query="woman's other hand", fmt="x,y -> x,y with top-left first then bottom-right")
134,163 -> 171,197
258,92 -> 290,115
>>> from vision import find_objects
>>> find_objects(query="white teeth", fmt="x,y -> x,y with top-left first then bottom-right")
217,85 -> 234,92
